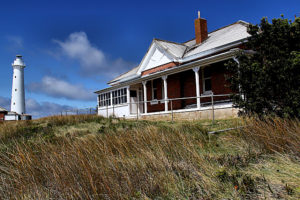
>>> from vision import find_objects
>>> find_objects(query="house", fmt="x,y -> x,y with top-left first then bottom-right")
0,107 -> 8,121
4,111 -> 32,121
95,13 -> 251,119
0,106 -> 32,121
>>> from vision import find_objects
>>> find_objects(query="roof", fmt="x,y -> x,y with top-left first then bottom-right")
154,39 -> 187,58
107,20 -> 250,86
183,21 -> 250,57
0,106 -> 8,112
108,65 -> 140,84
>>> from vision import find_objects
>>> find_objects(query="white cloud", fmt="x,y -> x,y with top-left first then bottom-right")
0,96 -> 78,118
6,35 -> 23,49
53,32 -> 133,78
26,98 -> 80,118
28,76 -> 95,101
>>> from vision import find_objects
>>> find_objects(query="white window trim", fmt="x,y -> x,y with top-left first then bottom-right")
112,87 -> 127,105
99,87 -> 128,107
202,67 -> 212,95
151,80 -> 158,100
99,92 -> 111,107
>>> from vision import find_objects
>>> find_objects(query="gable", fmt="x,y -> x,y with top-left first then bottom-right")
137,41 -> 175,75
144,48 -> 172,71
106,20 -> 250,85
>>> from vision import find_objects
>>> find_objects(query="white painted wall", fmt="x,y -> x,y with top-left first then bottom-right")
98,104 -> 130,118
11,56 -> 26,115
5,114 -> 19,121
144,48 -> 171,71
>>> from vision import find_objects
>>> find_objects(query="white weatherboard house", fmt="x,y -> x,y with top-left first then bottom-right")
95,14 -> 251,119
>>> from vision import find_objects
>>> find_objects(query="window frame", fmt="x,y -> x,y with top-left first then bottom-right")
98,92 -> 111,107
202,67 -> 212,94
112,88 -> 127,106
151,80 -> 158,100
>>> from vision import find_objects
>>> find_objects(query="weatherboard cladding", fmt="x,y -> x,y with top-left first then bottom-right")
141,62 -> 179,76
106,20 -> 249,88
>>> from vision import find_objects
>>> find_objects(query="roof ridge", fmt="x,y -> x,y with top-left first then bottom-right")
108,65 -> 139,84
154,38 -> 187,47
183,20 -> 250,53
154,39 -> 187,59
182,20 -> 250,44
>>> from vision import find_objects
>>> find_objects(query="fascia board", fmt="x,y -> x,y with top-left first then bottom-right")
136,41 -> 177,75
94,49 -> 239,94
181,38 -> 247,63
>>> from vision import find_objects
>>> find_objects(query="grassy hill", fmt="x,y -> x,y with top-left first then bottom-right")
0,115 -> 299,199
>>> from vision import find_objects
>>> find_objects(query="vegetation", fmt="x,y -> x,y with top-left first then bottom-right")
0,115 -> 299,199
227,16 -> 300,118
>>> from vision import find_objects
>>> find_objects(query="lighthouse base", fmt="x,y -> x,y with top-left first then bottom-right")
4,112 -> 32,121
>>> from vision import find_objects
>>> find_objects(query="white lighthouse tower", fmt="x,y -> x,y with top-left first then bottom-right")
11,55 -> 26,115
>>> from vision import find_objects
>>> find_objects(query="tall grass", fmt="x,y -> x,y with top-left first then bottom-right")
0,115 -> 299,199
241,117 -> 300,157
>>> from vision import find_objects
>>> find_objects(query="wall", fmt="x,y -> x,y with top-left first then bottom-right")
98,104 -> 129,118
5,114 -> 19,121
145,61 -> 232,113
0,113 -> 5,121
141,107 -> 238,121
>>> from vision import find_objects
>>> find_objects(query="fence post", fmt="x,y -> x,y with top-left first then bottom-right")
90,108 -> 91,114
171,100 -> 174,122
211,93 -> 215,124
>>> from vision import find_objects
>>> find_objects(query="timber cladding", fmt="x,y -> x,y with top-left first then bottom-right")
145,61 -> 232,113
0,113 -> 5,121
141,62 -> 179,76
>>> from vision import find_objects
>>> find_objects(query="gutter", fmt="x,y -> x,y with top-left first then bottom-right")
94,48 -> 241,94
108,38 -> 247,87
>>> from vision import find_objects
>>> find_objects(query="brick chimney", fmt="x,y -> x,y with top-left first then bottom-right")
194,11 -> 208,44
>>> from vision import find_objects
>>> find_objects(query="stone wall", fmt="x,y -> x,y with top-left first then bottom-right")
140,107 -> 239,121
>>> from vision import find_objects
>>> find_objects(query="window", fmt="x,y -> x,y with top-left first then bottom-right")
15,89 -> 17,91
203,67 -> 212,93
112,88 -> 127,105
151,80 -> 158,100
99,92 -> 111,107
130,90 -> 137,97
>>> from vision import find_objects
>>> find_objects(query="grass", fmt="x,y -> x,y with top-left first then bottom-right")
0,115 -> 299,199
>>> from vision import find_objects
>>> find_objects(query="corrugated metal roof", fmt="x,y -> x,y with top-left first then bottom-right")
107,20 -> 250,86
154,39 -> 187,58
108,65 -> 140,84
183,21 -> 250,57
0,106 -> 8,112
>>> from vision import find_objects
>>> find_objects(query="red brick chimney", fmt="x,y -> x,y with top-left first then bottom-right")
194,11 -> 208,44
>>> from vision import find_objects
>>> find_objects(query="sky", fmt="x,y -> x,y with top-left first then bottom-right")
0,0 -> 299,118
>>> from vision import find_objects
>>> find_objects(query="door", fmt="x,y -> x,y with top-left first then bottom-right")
130,90 -> 137,114
138,90 -> 144,113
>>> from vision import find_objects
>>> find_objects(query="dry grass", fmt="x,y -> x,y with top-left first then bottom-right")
0,115 -> 299,199
241,117 -> 300,157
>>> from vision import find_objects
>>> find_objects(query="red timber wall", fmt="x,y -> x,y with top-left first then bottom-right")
145,61 -> 232,113
0,112 -> 6,121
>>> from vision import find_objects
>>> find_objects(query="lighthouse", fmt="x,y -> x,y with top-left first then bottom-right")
11,55 -> 26,115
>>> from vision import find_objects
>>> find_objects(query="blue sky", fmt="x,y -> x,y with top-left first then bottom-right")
0,0 -> 299,118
